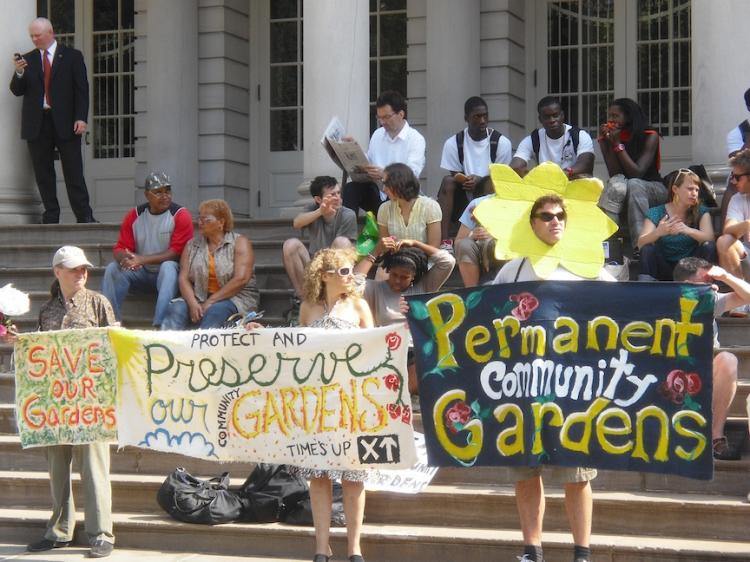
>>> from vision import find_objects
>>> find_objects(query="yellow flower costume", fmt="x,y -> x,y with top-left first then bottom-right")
472,162 -> 618,279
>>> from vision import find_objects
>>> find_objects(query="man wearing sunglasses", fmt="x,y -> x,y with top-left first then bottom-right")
717,149 -> 750,282
491,194 -> 614,562
101,171 -> 194,327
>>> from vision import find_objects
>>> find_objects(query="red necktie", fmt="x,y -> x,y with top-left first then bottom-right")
43,50 -> 51,106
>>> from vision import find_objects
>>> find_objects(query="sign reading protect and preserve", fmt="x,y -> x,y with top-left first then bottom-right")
14,325 -> 417,471
406,281 -> 715,480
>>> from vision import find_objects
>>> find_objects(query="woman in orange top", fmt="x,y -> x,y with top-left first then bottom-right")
161,199 -> 259,329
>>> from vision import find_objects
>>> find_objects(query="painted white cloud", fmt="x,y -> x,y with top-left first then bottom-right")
140,428 -> 217,458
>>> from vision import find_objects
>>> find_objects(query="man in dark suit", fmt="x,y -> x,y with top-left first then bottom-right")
10,17 -> 95,224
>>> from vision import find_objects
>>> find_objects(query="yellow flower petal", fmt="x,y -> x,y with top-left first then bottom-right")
473,162 -> 618,279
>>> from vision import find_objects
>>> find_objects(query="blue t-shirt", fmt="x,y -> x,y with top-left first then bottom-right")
645,204 -> 709,262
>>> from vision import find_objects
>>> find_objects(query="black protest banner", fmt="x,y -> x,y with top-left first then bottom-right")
406,281 -> 714,480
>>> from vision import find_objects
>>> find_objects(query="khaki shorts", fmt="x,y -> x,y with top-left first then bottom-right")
509,465 -> 597,484
455,237 -> 502,272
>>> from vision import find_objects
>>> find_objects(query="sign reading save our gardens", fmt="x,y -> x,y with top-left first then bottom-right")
14,324 -> 417,471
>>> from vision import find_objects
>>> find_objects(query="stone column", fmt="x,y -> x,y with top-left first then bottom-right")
0,3 -> 42,223
692,0 -> 750,167
145,0 -> 199,211
295,0 -> 369,210
424,0 -> 480,197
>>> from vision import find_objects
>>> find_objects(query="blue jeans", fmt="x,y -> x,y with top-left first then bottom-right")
160,298 -> 238,330
101,260 -> 179,327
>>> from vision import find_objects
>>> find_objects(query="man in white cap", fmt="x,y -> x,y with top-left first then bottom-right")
101,171 -> 193,327
27,245 -> 116,558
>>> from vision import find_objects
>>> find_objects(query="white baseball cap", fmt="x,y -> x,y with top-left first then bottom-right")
52,246 -> 93,269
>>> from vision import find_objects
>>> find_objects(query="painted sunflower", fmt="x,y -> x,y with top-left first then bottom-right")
472,162 -> 618,279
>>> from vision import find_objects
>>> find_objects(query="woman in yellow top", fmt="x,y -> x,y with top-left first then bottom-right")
377,163 -> 441,248
161,199 -> 259,329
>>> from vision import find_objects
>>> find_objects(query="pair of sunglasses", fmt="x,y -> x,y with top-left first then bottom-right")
326,266 -> 353,276
534,211 -> 566,222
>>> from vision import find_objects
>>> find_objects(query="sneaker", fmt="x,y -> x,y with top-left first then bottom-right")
89,539 -> 114,558
517,556 -> 545,562
713,436 -> 741,460
439,239 -> 454,253
27,538 -> 71,552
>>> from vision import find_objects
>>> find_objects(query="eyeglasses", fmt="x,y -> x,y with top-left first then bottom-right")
731,171 -> 750,182
197,215 -> 218,223
534,211 -> 567,222
376,112 -> 397,123
326,266 -> 353,276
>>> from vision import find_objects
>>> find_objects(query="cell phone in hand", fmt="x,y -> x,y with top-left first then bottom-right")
14,53 -> 23,62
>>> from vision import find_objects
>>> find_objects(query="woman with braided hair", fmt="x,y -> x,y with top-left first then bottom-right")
355,237 -> 455,393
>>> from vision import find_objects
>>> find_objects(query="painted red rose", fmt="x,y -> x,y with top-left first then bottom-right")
509,292 -> 539,321
685,373 -> 702,395
385,331 -> 402,351
387,403 -> 402,419
445,400 -> 472,433
383,373 -> 400,391
401,405 -> 412,425
660,370 -> 702,404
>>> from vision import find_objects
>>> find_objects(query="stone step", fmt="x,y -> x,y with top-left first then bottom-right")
1,471 -> 748,542
0,543 -> 308,562
0,507 -> 748,562
716,316 -> 750,347
1,240 -> 290,268
0,432 -> 746,498
0,220 -> 301,245
0,264 -> 293,293
0,286 -> 294,322
0,435 -> 257,476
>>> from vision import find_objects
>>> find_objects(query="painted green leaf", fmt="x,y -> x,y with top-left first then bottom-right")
470,399 -> 480,414
465,290 -> 483,310
454,422 -> 465,432
423,340 -> 434,356
410,300 -> 430,320
422,367 -> 445,379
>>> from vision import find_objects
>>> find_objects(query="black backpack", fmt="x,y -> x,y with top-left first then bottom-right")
456,129 -> 503,168
530,126 -> 581,162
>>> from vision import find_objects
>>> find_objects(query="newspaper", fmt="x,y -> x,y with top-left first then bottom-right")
321,116 -> 371,183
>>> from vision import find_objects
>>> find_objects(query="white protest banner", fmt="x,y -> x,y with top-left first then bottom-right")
111,324 -> 416,470
365,432 -> 439,494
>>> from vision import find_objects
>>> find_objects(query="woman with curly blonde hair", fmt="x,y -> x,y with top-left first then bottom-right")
296,247 -> 373,562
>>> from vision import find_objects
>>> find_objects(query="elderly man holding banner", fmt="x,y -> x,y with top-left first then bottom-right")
29,246 -> 116,558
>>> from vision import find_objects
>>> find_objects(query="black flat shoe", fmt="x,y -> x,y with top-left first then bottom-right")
349,556 -> 365,562
27,538 -> 71,552
313,555 -> 330,562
